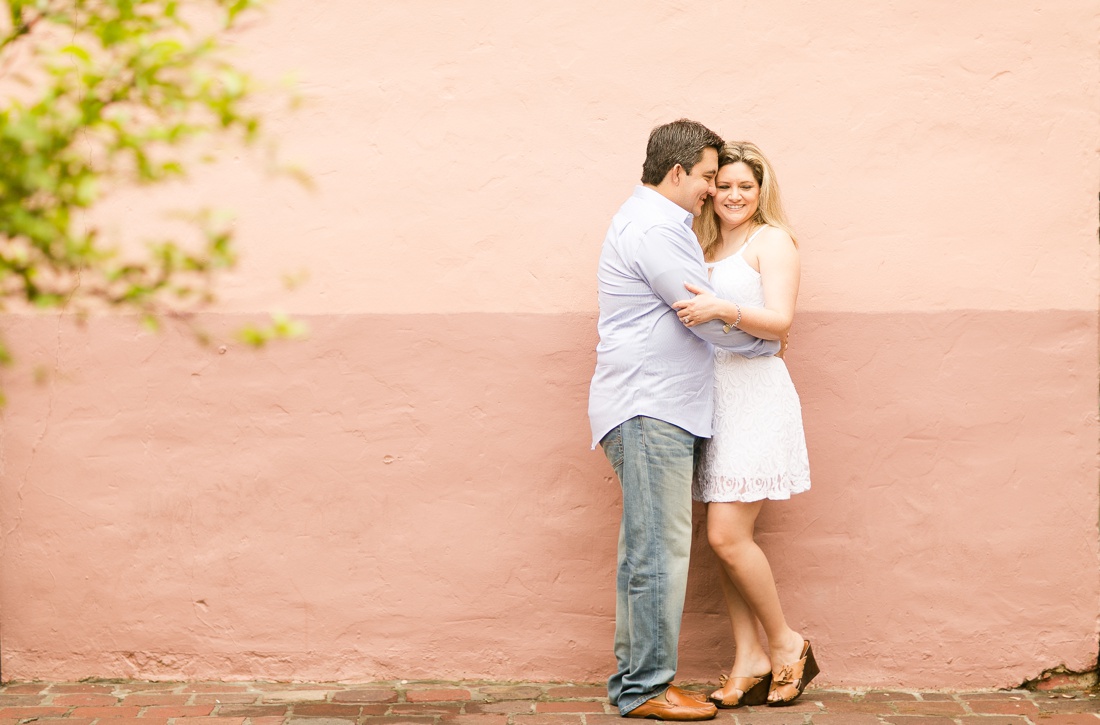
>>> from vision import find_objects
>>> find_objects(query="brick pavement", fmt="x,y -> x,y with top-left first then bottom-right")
0,681 -> 1096,725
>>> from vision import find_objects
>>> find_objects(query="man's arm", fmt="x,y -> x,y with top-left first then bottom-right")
634,224 -> 780,357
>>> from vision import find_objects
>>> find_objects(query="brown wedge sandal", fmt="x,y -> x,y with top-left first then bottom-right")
708,672 -> 772,708
767,640 -> 819,706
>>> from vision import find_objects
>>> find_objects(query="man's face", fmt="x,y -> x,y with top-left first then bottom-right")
677,147 -> 718,216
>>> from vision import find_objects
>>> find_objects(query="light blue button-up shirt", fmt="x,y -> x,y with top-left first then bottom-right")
588,185 -> 781,448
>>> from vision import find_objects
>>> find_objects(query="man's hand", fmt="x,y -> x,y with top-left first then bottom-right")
777,332 -> 789,358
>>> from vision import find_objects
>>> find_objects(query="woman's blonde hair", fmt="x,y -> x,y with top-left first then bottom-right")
694,141 -> 797,258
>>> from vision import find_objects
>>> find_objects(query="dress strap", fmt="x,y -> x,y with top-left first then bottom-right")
737,225 -> 768,255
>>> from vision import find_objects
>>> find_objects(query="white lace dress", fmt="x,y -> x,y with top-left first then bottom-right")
693,231 -> 811,503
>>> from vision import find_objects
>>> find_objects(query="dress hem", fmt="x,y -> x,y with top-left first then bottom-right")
692,483 -> 811,504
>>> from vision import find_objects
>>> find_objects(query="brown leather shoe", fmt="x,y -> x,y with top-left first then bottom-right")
624,685 -> 718,720
766,640 -> 819,706
708,672 -> 772,708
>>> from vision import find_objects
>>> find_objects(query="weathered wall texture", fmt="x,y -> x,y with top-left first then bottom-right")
1,1 -> 1097,688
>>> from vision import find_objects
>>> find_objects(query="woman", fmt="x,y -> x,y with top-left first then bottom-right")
672,142 -> 817,707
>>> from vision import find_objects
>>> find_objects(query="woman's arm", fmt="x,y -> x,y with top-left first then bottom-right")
672,228 -> 800,341
633,222 -> 781,356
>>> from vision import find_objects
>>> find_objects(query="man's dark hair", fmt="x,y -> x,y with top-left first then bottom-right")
640,119 -> 724,185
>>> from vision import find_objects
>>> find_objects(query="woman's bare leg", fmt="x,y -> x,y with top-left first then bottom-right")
713,563 -> 770,691
706,501 -> 804,684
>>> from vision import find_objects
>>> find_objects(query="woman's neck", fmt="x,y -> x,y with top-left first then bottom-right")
719,221 -> 756,253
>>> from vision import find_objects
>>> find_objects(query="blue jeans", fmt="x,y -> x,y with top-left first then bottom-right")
600,416 -> 696,715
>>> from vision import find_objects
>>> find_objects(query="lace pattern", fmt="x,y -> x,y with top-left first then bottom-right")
694,243 -> 811,503
693,352 -> 811,502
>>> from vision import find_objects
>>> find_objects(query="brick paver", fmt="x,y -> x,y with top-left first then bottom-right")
405,691 -> 473,704
0,681 -> 1093,725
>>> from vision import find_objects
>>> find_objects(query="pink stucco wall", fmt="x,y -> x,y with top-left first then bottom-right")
1,1 -> 1097,688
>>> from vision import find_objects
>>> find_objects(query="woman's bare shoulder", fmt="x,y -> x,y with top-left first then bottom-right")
755,225 -> 798,254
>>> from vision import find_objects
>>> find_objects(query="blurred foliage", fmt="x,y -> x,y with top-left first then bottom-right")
0,0 -> 305,387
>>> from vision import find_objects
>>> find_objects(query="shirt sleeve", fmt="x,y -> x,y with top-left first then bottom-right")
634,223 -> 781,357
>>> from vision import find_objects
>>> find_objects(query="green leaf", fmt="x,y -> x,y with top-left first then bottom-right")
0,0 -> 298,381
60,44 -> 92,63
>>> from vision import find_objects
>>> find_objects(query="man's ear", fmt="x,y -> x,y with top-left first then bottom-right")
668,163 -> 685,186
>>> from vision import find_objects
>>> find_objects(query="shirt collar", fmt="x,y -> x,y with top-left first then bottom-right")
632,185 -> 694,226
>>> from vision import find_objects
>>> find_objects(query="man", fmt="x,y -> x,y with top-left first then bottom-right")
589,119 -> 781,720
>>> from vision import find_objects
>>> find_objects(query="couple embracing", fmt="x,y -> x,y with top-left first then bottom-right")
588,119 -> 817,720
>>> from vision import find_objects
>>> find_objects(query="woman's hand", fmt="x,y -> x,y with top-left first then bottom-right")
673,282 -> 728,327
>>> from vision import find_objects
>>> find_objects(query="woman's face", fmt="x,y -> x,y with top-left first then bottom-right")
713,161 -> 760,229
